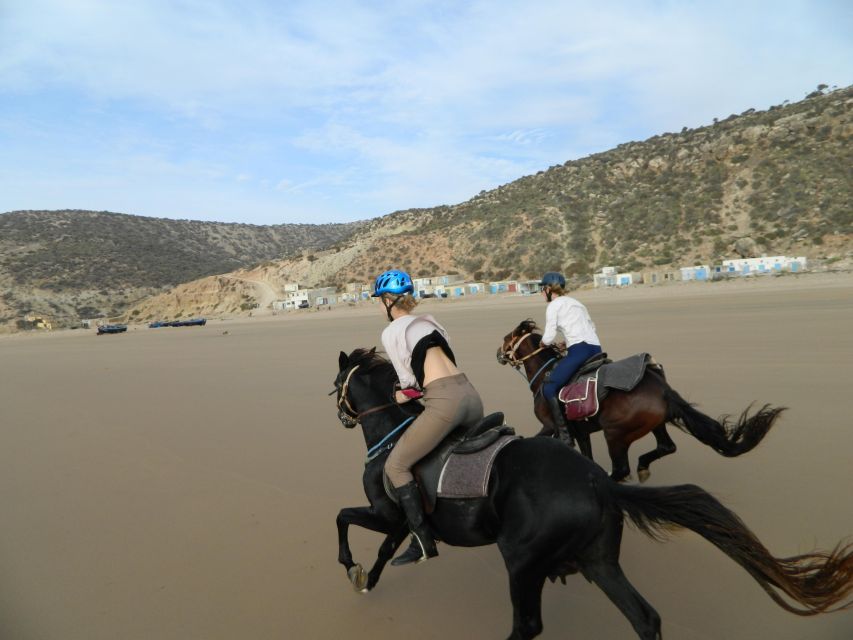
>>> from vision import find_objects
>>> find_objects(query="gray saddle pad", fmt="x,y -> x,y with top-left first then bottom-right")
437,435 -> 520,499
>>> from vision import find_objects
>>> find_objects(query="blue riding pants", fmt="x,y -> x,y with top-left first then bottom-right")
542,342 -> 603,400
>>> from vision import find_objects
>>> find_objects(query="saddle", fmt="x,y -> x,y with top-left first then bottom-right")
383,412 -> 518,513
558,353 -> 663,421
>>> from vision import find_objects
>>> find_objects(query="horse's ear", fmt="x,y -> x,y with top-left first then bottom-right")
369,346 -> 376,354
339,351 -> 349,371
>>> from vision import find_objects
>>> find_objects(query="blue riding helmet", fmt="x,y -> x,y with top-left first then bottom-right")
371,269 -> 414,297
539,271 -> 566,288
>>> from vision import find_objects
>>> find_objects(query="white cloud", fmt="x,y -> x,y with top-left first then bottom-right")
1,1 -> 850,222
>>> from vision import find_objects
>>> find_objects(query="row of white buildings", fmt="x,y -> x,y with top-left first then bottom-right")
269,254 -> 810,310
594,255 -> 808,288
269,274 -> 548,310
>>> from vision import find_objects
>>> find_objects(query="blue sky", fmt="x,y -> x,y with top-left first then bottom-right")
1,1 -> 850,225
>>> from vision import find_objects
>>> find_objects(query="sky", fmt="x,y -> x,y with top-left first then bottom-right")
1,1 -> 850,225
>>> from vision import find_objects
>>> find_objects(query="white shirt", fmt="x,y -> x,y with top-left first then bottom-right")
380,314 -> 449,389
541,296 -> 600,348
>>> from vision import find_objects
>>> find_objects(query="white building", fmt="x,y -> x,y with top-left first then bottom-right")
593,266 -> 619,288
719,256 -> 807,276
680,265 -> 711,281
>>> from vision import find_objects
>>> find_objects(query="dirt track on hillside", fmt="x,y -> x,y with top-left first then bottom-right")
1,275 -> 852,639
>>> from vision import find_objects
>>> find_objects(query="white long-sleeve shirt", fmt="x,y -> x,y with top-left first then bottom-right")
380,313 -> 449,388
541,296 -> 600,348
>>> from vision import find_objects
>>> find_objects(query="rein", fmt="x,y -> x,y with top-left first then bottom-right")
364,416 -> 416,464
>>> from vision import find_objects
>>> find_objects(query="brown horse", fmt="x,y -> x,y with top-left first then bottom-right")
497,319 -> 785,482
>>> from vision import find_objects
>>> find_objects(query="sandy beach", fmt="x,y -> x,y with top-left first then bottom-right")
1,272 -> 852,639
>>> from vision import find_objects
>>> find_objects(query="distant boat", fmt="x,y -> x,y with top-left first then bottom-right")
97,324 -> 127,335
148,318 -> 206,328
172,318 -> 206,327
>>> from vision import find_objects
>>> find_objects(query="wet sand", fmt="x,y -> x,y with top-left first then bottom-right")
1,274 -> 852,639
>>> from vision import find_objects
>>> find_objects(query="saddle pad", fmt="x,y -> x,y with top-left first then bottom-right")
558,373 -> 600,421
437,435 -> 519,499
598,353 -> 654,391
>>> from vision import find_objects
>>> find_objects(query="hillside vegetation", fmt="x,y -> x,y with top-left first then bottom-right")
331,84 -> 850,288
3,86 -> 850,329
0,211 -> 360,330
127,85 -> 850,322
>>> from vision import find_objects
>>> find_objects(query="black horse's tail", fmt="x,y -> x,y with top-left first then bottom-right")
612,482 -> 853,615
664,385 -> 784,456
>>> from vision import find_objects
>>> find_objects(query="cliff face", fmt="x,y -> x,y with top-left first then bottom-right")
0,210 -> 360,330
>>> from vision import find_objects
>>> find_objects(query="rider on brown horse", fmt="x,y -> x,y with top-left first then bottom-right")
539,272 -> 603,444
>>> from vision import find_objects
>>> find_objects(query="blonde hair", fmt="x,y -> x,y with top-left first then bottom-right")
382,292 -> 418,312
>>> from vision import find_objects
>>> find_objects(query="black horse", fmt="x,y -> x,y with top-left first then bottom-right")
334,348 -> 853,639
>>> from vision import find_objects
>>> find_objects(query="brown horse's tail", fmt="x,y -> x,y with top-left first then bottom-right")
612,483 -> 853,615
664,385 -> 784,456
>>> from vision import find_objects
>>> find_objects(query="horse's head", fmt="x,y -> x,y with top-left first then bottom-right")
333,348 -> 401,429
496,319 -> 541,367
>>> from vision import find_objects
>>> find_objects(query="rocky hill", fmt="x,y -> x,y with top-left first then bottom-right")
126,86 -> 851,322
0,210 -> 360,331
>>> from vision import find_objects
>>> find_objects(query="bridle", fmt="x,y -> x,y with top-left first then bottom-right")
498,331 -> 550,367
334,364 -> 397,428
498,329 -> 562,390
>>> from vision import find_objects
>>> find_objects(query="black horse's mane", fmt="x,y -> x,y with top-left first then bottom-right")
517,318 -> 541,335
348,348 -> 394,375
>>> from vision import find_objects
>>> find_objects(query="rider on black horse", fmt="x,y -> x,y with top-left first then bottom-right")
539,271 -> 604,443
373,269 -> 485,565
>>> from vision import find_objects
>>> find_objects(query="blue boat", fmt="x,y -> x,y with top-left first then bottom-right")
148,318 -> 206,328
170,318 -> 206,327
98,324 -> 127,335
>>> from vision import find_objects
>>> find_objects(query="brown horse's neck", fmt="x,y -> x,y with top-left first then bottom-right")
518,335 -> 558,393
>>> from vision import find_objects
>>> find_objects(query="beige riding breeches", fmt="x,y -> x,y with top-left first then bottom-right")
385,373 -> 484,488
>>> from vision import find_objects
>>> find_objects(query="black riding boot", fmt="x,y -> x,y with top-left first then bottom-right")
546,394 -> 575,446
391,535 -> 423,566
395,482 -> 438,563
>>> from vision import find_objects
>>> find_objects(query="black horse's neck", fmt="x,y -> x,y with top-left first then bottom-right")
339,352 -> 422,457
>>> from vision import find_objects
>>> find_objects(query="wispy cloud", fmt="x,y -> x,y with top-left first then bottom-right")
1,0 -> 850,223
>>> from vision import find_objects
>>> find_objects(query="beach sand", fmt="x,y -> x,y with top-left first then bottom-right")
1,273 -> 851,639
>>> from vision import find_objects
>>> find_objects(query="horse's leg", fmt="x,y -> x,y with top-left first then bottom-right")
533,396 -> 556,438
582,560 -> 661,640
365,524 -> 410,590
506,567 -> 547,640
636,425 -> 677,483
604,433 -> 631,482
336,506 -> 401,592
571,422 -> 593,460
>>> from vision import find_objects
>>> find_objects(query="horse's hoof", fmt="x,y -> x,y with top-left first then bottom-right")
348,564 -> 368,592
638,468 -> 650,483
